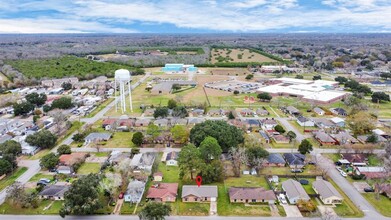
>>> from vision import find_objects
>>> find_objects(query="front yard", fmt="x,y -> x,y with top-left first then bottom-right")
362,193 -> 391,217
0,200 -> 63,215
328,179 -> 364,217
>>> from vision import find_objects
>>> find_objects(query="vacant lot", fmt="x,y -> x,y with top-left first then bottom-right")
211,48 -> 277,64
0,167 -> 28,191
77,163 -> 101,175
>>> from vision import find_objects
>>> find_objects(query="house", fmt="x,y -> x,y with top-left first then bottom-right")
171,118 -> 187,126
239,108 -> 254,117
109,151 -> 131,165
281,179 -> 310,204
312,179 -> 343,205
154,119 -> 169,127
330,132 -> 359,145
313,118 -> 335,129
313,131 -> 337,145
165,151 -> 179,166
131,153 -> 156,173
286,106 -> 300,115
124,180 -> 146,203
259,131 -> 271,143
331,108 -> 347,116
330,117 -> 345,127
188,118 -> 205,126
296,116 -> 315,127
265,153 -> 286,167
153,172 -> 163,182
143,108 -> 155,117
283,153 -> 305,169
341,153 -> 367,166
84,132 -> 112,144
228,187 -> 276,204
130,153 -> 143,168
357,134 -> 387,144
59,153 -> 87,166
256,108 -> 269,116
208,109 -> 227,117
134,119 -> 151,127
56,166 -> 73,175
191,109 -> 204,117
313,107 -> 325,115
271,134 -> 290,144
102,118 -> 117,130
260,119 -> 278,130
356,167 -> 388,179
39,185 -> 70,200
182,185 -> 218,202
244,119 -> 260,130
147,183 -> 178,202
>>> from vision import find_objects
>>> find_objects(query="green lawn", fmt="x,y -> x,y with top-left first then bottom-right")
77,163 -> 101,175
324,153 -> 341,162
0,167 -> 28,191
28,173 -> 55,182
103,132 -> 135,148
328,179 -> 364,217
93,152 -> 110,157
224,176 -> 270,189
367,155 -> 382,166
29,149 -> 51,160
120,204 -> 137,215
288,121 -> 318,135
0,200 -> 63,215
157,163 -> 180,183
276,205 -> 286,216
362,193 -> 391,217
175,201 -> 210,216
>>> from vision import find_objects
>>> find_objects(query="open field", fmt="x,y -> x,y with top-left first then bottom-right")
77,163 -> 101,175
102,132 -> 135,148
5,56 -> 141,79
211,48 -> 277,64
0,167 -> 28,191
28,173 -> 55,182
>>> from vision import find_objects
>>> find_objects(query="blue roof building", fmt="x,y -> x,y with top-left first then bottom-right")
162,64 -> 197,72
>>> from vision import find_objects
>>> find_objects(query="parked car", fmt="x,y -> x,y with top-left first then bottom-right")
291,168 -> 303,173
308,161 -> 316,165
279,194 -> 287,204
118,192 -> 124,199
299,179 -> 309,185
36,181 -> 48,186
39,178 -> 51,183
364,187 -> 374,192
335,161 -> 342,166
340,171 -> 347,177
336,166 -> 342,172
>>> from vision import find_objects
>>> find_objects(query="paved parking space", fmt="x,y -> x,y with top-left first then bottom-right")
281,204 -> 302,217
353,182 -> 370,193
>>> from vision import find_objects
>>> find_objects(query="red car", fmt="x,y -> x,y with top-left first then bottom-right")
118,192 -> 124,199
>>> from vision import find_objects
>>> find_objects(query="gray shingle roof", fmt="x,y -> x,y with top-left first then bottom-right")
282,179 -> 310,200
312,179 -> 342,199
39,185 -> 70,197
85,132 -> 112,141
182,185 -> 218,198
267,153 -> 285,164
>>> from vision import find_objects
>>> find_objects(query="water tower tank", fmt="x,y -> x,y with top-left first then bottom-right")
115,69 -> 131,80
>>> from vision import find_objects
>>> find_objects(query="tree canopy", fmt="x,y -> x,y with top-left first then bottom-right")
172,106 -> 188,118
287,131 -> 297,142
190,120 -> 244,152
153,107 -> 169,119
40,153 -> 59,170
57,144 -> 71,155
298,139 -> 313,154
167,99 -> 177,109
13,101 -> 34,116
26,130 -> 57,149
371,92 -> 390,103
170,125 -> 189,144
60,174 -> 101,218
335,76 -> 348,84
199,136 -> 222,162
274,125 -> 286,134
25,92 -> 47,106
257,92 -> 272,102
178,144 -> 202,180
347,112 -> 376,135
245,146 -> 269,169
132,132 -> 144,146
138,202 -> 171,220
51,97 -> 73,110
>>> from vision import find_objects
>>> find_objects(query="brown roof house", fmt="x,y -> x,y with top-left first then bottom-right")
147,183 -> 178,202
59,153 -> 87,166
341,153 -> 367,166
182,185 -> 218,202
331,132 -> 359,145
313,131 -> 336,145
312,179 -> 343,205
229,187 -> 276,204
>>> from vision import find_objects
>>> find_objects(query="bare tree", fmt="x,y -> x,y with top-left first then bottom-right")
49,109 -> 69,135
229,147 -> 247,177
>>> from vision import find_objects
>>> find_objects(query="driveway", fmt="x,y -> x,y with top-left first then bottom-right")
281,204 -> 302,217
210,201 -> 217,215
317,205 -> 338,219
353,182 -> 370,193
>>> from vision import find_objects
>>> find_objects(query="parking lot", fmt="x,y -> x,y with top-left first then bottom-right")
204,80 -> 262,93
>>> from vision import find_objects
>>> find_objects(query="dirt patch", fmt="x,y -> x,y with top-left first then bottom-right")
209,68 -> 249,76
211,48 -> 277,64
86,155 -> 108,163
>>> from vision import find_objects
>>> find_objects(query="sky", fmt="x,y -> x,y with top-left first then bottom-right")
0,0 -> 390,33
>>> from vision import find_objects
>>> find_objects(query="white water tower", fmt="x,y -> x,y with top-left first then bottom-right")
114,69 -> 133,113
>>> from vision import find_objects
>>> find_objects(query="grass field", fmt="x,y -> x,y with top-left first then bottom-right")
211,48 -> 277,64
29,149 -> 51,160
77,163 -> 101,175
0,200 -> 63,215
5,56 -> 140,79
362,193 -> 391,217
28,173 -> 55,182
0,167 -> 28,191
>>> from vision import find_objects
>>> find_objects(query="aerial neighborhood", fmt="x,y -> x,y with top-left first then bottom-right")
0,34 -> 390,220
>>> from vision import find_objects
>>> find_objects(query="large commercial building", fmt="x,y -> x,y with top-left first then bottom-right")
162,64 -> 197,73
257,78 -> 348,104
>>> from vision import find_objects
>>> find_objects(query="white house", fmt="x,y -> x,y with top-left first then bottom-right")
296,116 -> 315,127
282,179 -> 310,204
313,107 -> 325,115
312,179 -> 343,205
165,151 -> 178,166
